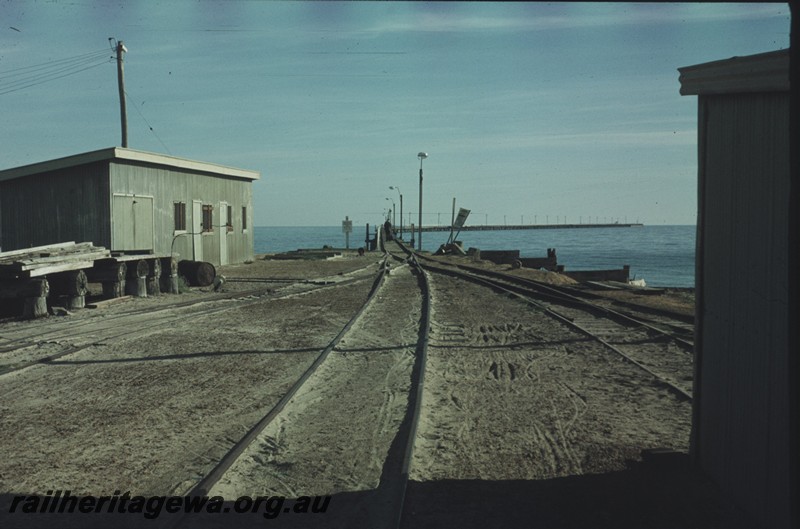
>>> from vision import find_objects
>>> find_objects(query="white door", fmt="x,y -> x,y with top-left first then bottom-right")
192,200 -> 203,261
219,201 -> 228,265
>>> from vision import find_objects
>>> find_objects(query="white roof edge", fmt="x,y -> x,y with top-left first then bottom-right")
114,148 -> 260,180
678,49 -> 789,96
0,147 -> 260,183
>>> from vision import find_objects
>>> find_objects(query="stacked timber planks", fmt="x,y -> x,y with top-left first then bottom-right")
0,242 -> 110,318
0,242 -> 179,318
0,241 -> 110,279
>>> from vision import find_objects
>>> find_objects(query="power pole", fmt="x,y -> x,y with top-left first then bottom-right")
116,40 -> 128,148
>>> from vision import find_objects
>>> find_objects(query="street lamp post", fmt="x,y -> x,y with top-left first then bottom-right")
389,186 -> 402,239
385,198 -> 396,228
417,152 -> 427,251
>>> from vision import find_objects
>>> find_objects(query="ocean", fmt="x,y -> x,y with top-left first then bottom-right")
254,225 -> 696,288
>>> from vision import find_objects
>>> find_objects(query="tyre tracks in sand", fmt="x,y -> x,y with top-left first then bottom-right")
207,262 -> 425,528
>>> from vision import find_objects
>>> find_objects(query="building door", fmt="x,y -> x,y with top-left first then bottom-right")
112,194 -> 154,252
219,201 -> 229,265
192,200 -> 203,261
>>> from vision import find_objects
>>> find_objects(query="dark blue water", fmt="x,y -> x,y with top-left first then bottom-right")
254,225 -> 695,288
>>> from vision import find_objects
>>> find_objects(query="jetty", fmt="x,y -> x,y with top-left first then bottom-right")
416,223 -> 643,233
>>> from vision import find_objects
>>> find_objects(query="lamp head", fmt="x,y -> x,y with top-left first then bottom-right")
418,152 -> 428,160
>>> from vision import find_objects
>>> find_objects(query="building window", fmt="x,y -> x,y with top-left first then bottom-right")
202,204 -> 213,233
242,206 -> 247,231
227,205 -> 233,232
174,202 -> 186,231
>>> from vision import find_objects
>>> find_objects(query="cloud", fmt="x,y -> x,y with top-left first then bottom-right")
366,3 -> 787,35
442,129 -> 696,154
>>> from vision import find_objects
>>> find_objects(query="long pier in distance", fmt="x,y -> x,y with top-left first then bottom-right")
415,223 -> 644,233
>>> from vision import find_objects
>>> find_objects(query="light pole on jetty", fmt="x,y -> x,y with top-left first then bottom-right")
385,197 -> 396,227
389,186 -> 402,238
417,152 -> 428,251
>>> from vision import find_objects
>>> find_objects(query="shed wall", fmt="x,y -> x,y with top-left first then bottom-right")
696,92 -> 790,528
109,161 -> 254,265
0,161 -> 110,251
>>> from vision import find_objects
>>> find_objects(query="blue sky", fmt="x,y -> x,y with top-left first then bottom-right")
0,2 -> 790,227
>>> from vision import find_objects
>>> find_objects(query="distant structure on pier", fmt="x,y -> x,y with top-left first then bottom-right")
416,223 -> 643,233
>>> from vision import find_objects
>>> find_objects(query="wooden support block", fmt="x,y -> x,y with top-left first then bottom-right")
88,263 -> 127,283
53,295 -> 86,310
22,296 -> 48,319
148,258 -> 162,279
146,258 -> 161,296
125,277 -> 147,298
160,257 -> 178,276
66,295 -> 85,310
160,274 -> 179,294
126,259 -> 149,280
0,278 -> 49,298
103,280 -> 126,298
48,270 -> 89,296
146,277 -> 160,296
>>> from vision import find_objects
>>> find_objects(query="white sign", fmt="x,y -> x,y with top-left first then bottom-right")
453,208 -> 471,229
342,216 -> 353,233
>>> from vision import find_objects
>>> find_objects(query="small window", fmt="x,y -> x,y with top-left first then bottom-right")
173,202 -> 186,231
202,204 -> 213,233
227,205 -> 233,232
242,206 -> 248,231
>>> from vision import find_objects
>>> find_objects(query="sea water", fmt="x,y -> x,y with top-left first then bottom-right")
254,225 -> 695,288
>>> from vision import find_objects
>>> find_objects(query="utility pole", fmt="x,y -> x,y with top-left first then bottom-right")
115,40 -> 129,148
399,194 -> 403,239
417,152 -> 427,251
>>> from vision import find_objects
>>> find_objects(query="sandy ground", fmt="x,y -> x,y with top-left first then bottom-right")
412,273 -> 690,482
211,263 -> 421,499
1,252 -> 747,529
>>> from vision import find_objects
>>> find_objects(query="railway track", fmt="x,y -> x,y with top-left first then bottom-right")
167,252 -> 431,528
1,244 -> 695,527
388,240 -> 692,401
0,262 -> 381,376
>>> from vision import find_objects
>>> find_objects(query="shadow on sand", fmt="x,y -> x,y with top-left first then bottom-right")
0,456 -> 750,529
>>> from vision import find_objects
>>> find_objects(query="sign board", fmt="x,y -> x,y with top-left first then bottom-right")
342,216 -> 353,233
453,208 -> 471,229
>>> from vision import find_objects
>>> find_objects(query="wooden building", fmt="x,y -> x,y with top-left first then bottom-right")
0,147 -> 259,266
679,49 -> 793,528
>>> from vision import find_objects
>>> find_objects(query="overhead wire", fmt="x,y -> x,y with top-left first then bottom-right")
0,45 -> 172,155
0,49 -> 113,96
0,48 -> 110,78
125,89 -> 173,155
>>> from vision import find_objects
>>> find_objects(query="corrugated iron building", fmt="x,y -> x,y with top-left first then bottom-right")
0,147 -> 260,266
679,49 -> 794,529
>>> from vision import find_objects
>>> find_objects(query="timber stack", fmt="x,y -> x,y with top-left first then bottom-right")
0,241 -> 179,319
0,241 -> 109,318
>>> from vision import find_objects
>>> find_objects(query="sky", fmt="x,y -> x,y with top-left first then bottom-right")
0,1 -> 791,227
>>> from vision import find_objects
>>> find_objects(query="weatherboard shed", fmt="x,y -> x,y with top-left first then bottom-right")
679,49 -> 793,529
0,147 -> 259,266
